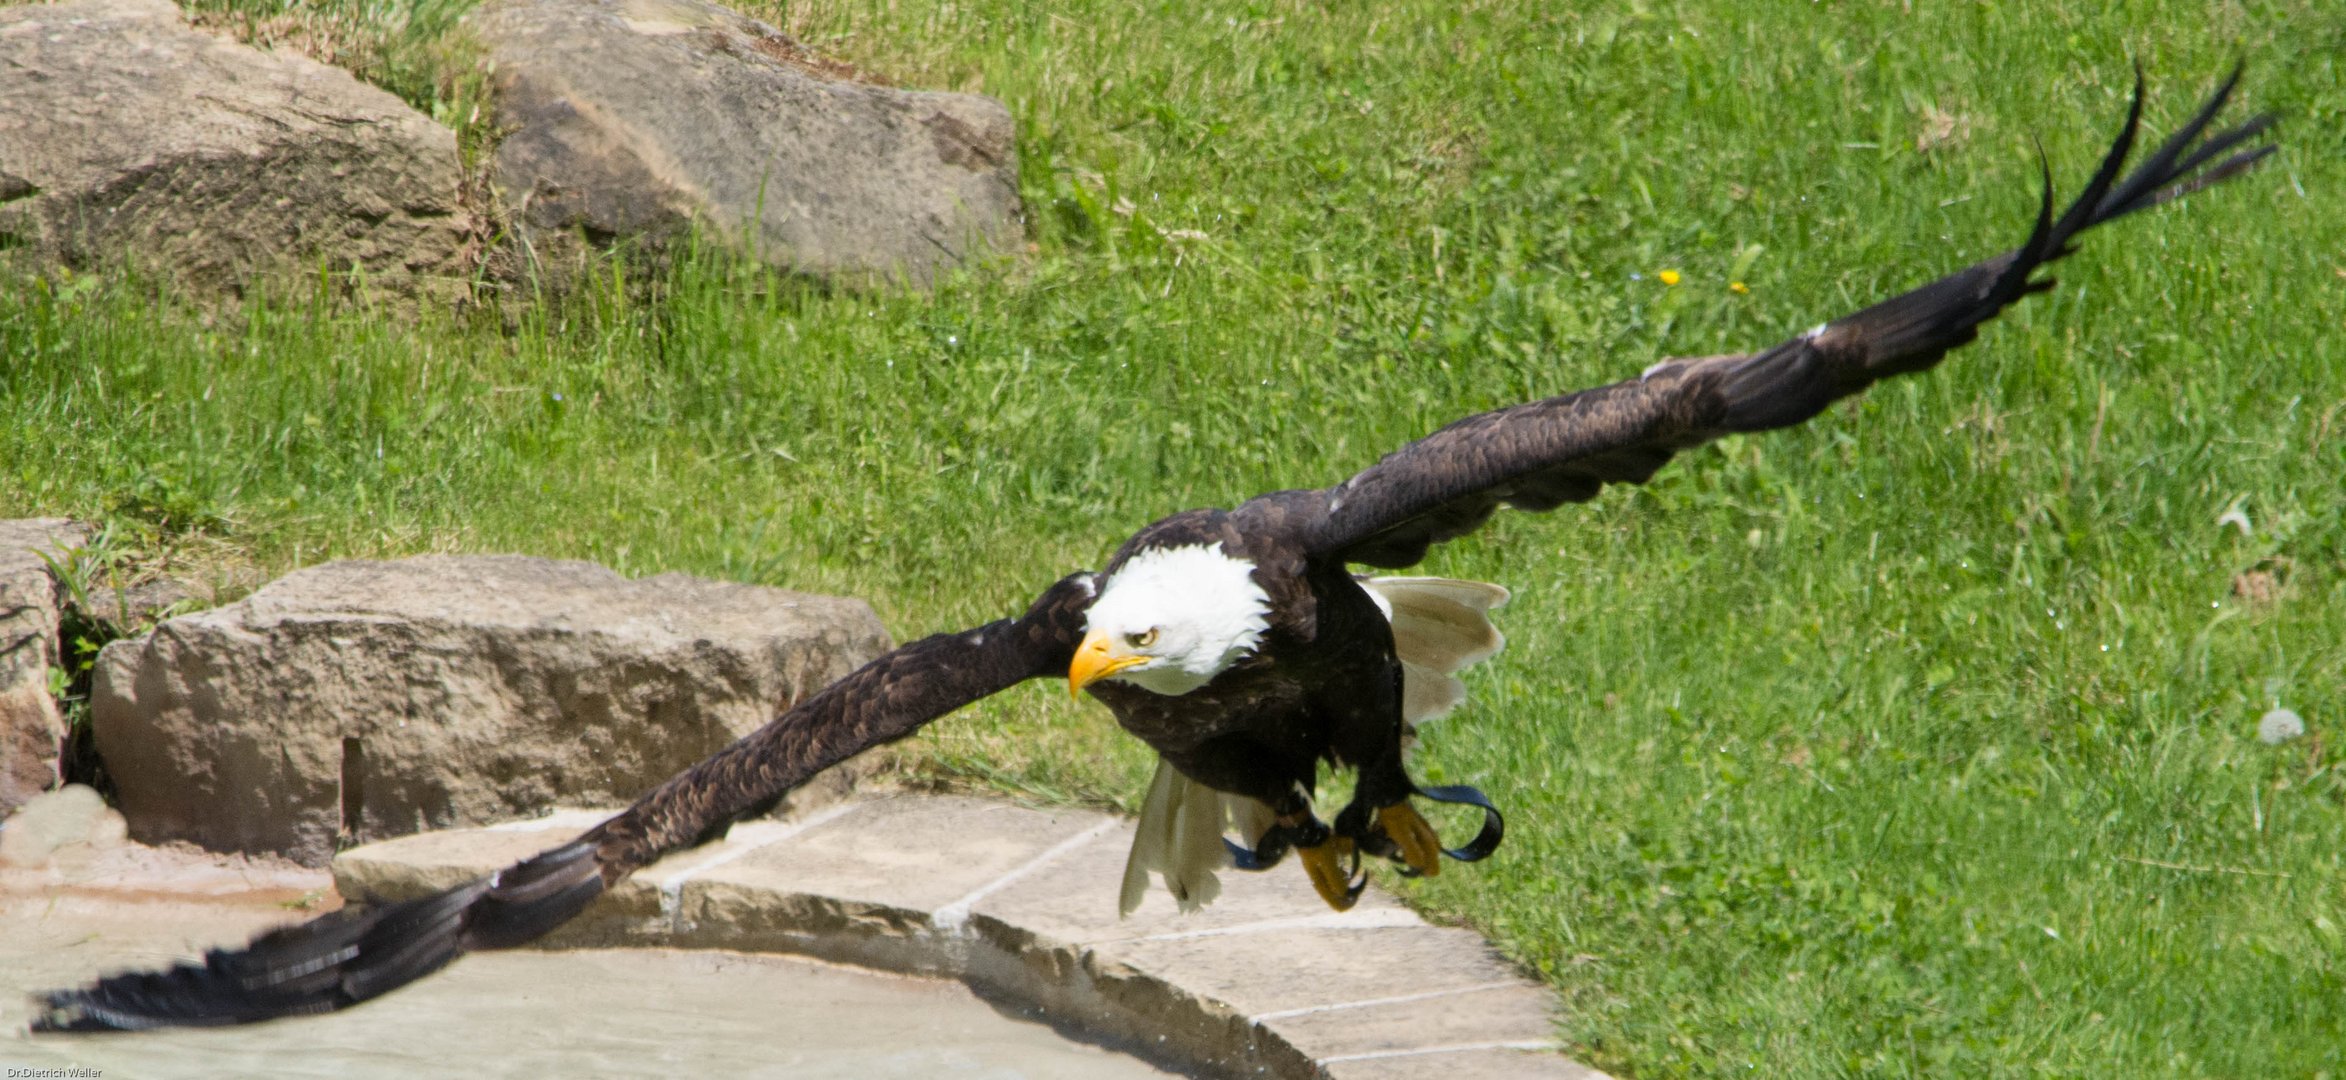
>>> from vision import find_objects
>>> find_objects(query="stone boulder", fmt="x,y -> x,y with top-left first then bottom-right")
0,519 -> 91,813
0,783 -> 125,870
0,0 -> 469,303
92,556 -> 893,866
471,0 -> 1023,289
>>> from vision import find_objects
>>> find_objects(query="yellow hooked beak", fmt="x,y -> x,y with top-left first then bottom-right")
1069,630 -> 1149,698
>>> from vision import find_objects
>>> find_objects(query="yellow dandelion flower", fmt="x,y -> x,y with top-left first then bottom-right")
1730,281 -> 1749,295
1658,269 -> 1682,286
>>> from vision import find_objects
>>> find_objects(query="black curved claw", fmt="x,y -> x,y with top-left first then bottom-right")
1332,851 -> 1368,908
1227,822 -> 1366,906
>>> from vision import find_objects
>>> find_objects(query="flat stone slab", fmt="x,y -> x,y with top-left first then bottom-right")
1103,923 -> 1527,1021
966,808 -> 1423,949
335,793 -> 1608,1079
676,795 -> 1113,966
1321,1046 -> 1609,1080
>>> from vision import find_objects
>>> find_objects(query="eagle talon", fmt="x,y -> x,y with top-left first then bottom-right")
1231,814 -> 1335,872
1297,837 -> 1363,911
1376,802 -> 1443,877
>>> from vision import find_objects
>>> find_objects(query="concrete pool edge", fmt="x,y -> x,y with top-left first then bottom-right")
334,794 -> 1610,1080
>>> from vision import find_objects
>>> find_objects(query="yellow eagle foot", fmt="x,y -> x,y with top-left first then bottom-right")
1376,802 -> 1443,877
1297,836 -> 1362,911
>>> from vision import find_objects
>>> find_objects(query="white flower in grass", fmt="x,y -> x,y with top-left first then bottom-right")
2258,708 -> 2305,745
2216,502 -> 2252,537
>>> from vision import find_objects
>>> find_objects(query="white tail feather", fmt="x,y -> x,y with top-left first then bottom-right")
1224,790 -> 1275,852
1121,575 -> 1507,913
1121,760 -> 1236,915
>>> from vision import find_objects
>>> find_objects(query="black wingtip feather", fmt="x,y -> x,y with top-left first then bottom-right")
33,838 -> 608,1033
482,840 -> 612,933
1291,63 -> 2270,574
1978,148 -> 2066,314
2092,61 -> 2267,224
1722,61 -> 2273,433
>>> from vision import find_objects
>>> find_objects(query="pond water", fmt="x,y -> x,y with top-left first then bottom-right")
4,891 -> 1190,1079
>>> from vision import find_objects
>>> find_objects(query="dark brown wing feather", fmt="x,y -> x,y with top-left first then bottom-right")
33,573 -> 1098,1032
1283,67 -> 2273,570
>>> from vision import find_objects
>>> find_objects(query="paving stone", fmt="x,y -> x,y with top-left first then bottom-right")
1100,923 -> 1525,1019
326,794 -> 1611,1079
331,805 -> 667,947
685,795 -> 1102,913
333,806 -> 852,947
966,816 -> 1419,954
956,818 -> 1442,1079
675,795 -> 1106,966
1319,1045 -> 1608,1080
991,945 -> 1288,1080
1258,982 -> 1557,1062
332,810 -> 606,902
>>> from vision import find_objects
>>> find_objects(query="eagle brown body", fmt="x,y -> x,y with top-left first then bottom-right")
1089,511 -> 1394,781
34,67 -> 2274,1032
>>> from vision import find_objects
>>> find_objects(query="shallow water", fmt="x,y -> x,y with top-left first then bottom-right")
4,894 -> 1187,1080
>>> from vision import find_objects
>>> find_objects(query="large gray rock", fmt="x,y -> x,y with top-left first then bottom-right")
0,0 -> 469,303
471,0 -> 1023,289
92,556 -> 892,866
0,519 -> 91,813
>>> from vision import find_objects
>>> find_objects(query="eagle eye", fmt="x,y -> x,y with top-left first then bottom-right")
1126,628 -> 1158,649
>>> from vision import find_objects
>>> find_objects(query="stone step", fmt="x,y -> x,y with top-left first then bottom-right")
335,793 -> 1610,1080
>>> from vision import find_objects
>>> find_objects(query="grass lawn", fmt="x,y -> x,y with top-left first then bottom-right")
5,1 -> 2344,1074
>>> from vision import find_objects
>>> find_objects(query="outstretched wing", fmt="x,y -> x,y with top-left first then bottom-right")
33,573 -> 1098,1032
1270,67 -> 2273,570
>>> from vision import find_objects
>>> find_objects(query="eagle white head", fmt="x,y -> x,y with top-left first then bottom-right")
1070,543 -> 1272,697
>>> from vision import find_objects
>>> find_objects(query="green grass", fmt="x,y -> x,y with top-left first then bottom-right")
5,1 -> 2345,1074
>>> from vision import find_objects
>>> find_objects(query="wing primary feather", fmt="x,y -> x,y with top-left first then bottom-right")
33,572 -> 1098,1032
2094,61 -> 2262,221
1732,63 -> 2270,419
1287,65 -> 2271,570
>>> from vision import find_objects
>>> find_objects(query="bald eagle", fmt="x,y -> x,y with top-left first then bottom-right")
35,68 -> 2271,1031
